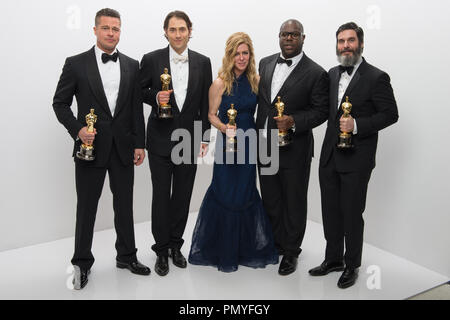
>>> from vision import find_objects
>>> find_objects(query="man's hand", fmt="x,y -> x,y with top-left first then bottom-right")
157,90 -> 173,105
273,115 -> 294,131
78,127 -> 97,145
339,115 -> 355,133
134,149 -> 145,166
198,143 -> 209,158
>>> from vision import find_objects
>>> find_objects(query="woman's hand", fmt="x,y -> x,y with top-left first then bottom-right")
225,123 -> 237,138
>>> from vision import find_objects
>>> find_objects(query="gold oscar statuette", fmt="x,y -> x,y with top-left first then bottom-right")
76,108 -> 97,161
159,68 -> 173,118
337,96 -> 354,149
274,96 -> 292,147
225,103 -> 238,152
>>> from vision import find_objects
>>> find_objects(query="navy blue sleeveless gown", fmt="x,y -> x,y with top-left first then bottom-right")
188,74 -> 279,272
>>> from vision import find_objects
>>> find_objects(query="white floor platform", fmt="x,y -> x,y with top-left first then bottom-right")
0,212 -> 447,300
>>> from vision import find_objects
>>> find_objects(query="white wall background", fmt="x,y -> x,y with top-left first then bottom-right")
0,0 -> 449,277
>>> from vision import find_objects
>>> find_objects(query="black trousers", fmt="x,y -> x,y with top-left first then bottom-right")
319,154 -> 372,269
71,144 -> 137,270
258,159 -> 312,257
148,152 -> 197,256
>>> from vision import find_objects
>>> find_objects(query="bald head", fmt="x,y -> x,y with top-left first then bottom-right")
279,19 -> 305,58
280,19 -> 304,34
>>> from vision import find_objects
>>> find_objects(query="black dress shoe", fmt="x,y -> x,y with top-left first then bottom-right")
116,260 -> 151,276
170,248 -> 187,268
155,256 -> 169,276
308,260 -> 345,276
278,255 -> 298,276
338,267 -> 359,289
73,266 -> 90,290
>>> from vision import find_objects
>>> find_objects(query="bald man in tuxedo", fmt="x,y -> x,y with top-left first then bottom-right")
256,19 -> 329,276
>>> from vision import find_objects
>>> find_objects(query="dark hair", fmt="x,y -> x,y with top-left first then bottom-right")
95,8 -> 121,26
336,22 -> 364,43
163,10 -> 192,30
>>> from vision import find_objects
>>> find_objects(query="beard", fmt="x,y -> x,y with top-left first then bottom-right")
336,45 -> 363,66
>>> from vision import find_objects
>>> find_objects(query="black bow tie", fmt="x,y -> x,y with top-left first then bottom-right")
339,65 -> 354,75
277,56 -> 293,67
102,52 -> 118,64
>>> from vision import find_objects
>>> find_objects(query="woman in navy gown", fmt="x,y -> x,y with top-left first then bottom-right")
188,32 -> 278,272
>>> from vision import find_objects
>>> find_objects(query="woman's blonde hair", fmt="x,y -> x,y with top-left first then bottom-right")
218,32 -> 258,95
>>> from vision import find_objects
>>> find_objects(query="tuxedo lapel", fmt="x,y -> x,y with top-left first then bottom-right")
264,55 -> 278,105
275,54 -> 310,104
335,59 -> 367,120
114,52 -> 129,118
180,49 -> 198,114
341,71 -> 361,105
330,68 -> 340,119
343,59 -> 367,106
86,47 -> 112,118
163,46 -> 172,78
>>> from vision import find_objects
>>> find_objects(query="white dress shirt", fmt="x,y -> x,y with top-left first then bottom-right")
263,51 -> 304,138
94,45 -> 121,116
337,56 -> 363,134
165,46 -> 208,146
271,51 -> 304,102
169,45 -> 189,111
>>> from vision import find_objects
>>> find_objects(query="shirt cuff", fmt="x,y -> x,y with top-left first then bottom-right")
263,117 -> 268,138
353,119 -> 358,135
290,115 -> 296,132
156,92 -> 161,107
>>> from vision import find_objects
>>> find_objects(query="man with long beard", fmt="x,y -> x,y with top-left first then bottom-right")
308,22 -> 399,288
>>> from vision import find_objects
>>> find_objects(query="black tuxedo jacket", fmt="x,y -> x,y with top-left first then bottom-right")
53,46 -> 145,167
140,46 -> 212,159
319,58 -> 399,172
256,53 -> 329,168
